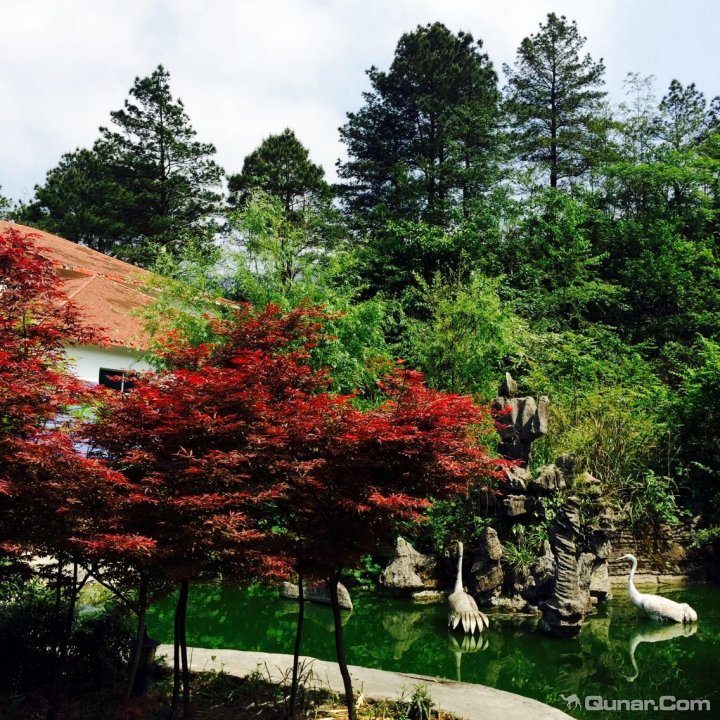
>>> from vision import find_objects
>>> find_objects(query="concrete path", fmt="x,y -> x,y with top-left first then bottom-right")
157,645 -> 572,720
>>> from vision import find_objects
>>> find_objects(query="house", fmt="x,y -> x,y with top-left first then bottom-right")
1,221 -> 154,386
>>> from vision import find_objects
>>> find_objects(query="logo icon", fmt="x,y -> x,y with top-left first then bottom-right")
560,693 -> 582,710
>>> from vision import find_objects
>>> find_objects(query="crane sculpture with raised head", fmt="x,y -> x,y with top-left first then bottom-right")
620,554 -> 698,623
448,541 -> 489,634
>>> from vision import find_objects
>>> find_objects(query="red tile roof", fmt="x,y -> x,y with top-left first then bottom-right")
1,221 -> 155,350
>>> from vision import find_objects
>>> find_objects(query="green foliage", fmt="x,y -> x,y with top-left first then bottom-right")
612,470 -> 683,531
72,604 -> 134,688
402,271 -> 526,398
427,491 -> 494,551
0,580 -> 132,693
344,555 -> 383,590
501,189 -> 619,330
690,525 -> 720,549
142,240 -> 232,359
230,190 -> 345,291
502,523 -> 549,573
0,578 -> 57,691
504,12 -> 607,188
0,185 -> 13,219
672,338 -> 720,522
228,128 -> 331,213
23,65 -> 223,266
406,684 -> 435,720
521,328 -> 672,486
339,22 -> 500,229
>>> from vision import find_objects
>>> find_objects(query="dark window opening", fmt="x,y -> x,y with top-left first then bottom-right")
98,368 -> 133,392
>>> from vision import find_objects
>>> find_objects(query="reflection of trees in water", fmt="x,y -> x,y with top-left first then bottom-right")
381,610 -> 427,660
145,583 -> 718,716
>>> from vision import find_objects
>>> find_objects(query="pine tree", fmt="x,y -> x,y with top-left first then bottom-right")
228,128 -> 330,213
338,22 -> 500,228
655,79 -> 714,150
504,13 -> 606,188
22,65 -> 224,266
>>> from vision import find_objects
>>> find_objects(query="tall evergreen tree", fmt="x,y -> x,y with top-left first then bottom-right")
21,65 -> 223,266
228,128 -> 331,214
504,13 -> 606,188
655,79 -> 714,150
18,149 -> 126,255
338,22 -> 500,228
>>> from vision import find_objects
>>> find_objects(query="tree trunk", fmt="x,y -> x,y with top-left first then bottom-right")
46,559 -> 85,720
329,571 -> 355,720
45,559 -> 64,720
171,580 -> 185,718
124,576 -> 149,702
289,572 -> 305,720
180,579 -> 191,717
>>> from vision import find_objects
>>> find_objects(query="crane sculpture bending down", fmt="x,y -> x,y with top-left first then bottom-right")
448,541 -> 489,634
620,554 -> 697,623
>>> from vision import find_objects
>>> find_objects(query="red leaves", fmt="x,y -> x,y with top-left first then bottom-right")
0,228 -> 117,556
2,231 -> 501,590
77,533 -> 157,557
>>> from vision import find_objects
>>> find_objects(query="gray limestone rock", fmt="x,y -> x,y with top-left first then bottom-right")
503,495 -> 546,519
577,471 -> 602,497
494,392 -> 549,463
280,580 -> 353,611
380,537 -> 437,591
530,464 -> 566,495
504,465 -> 530,491
589,561 -> 612,601
469,527 -> 504,596
539,497 -> 593,637
500,372 -> 518,398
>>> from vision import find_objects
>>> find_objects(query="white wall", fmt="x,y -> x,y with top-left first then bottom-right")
64,344 -> 153,384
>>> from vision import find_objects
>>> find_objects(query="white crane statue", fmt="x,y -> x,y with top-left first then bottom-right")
447,541 -> 489,634
619,554 -> 697,623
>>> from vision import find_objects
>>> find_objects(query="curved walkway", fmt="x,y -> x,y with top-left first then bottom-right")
157,645 -> 572,720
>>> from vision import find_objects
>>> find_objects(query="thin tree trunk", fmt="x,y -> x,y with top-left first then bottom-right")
124,576 -> 149,701
45,559 -> 64,720
171,581 -> 183,718
289,572 -> 305,720
179,579 -> 191,717
329,571 -> 355,720
46,559 -> 86,720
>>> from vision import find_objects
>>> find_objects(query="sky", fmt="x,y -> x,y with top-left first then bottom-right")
2,0 -> 719,203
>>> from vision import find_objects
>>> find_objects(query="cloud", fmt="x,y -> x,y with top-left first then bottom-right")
1,0 -> 717,201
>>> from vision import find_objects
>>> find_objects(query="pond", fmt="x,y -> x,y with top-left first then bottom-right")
146,582 -> 720,719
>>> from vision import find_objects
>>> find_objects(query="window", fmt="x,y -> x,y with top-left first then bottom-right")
98,368 -> 133,392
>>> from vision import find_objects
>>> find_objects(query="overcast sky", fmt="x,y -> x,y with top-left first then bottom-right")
2,0 -> 719,202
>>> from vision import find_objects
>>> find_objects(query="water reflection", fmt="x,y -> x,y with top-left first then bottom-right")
624,622 -> 697,682
147,583 -> 720,719
448,633 -> 489,681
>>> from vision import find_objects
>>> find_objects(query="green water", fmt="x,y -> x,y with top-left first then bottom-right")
147,583 -> 719,719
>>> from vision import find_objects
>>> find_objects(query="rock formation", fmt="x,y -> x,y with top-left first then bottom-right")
539,497 -> 593,637
469,527 -> 504,600
493,374 -> 549,464
280,580 -> 353,611
380,537 -> 438,593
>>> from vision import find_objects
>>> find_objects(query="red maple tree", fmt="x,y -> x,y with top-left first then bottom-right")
86,300 -> 501,718
83,304 -> 328,713
0,227 -> 126,719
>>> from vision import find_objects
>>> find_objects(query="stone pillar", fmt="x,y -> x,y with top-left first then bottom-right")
539,497 -> 593,637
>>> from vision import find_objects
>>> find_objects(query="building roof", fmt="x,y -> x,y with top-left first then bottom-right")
1,221 -> 155,350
